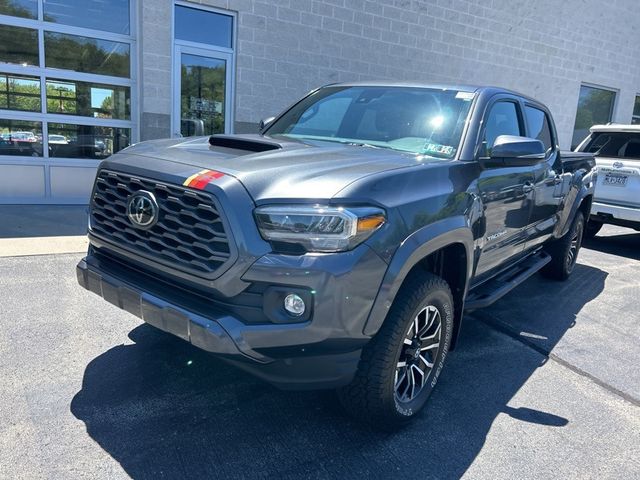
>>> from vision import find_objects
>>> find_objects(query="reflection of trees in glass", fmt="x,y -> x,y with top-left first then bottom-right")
574,87 -> 615,130
0,0 -> 37,19
0,74 -> 40,111
45,32 -> 130,78
43,0 -> 130,35
0,24 -> 39,65
99,96 -> 113,118
45,80 -> 130,119
46,81 -> 78,114
181,57 -> 226,135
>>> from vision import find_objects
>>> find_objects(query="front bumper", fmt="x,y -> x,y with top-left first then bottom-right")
591,200 -> 640,227
77,243 -> 388,390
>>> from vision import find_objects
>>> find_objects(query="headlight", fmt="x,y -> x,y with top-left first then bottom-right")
254,205 -> 386,253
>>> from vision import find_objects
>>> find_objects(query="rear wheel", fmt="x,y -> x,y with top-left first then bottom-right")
542,211 -> 585,280
584,220 -> 603,239
338,272 -> 454,429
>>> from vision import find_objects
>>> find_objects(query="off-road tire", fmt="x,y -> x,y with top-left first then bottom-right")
542,211 -> 585,280
584,220 -> 603,239
337,272 -> 454,429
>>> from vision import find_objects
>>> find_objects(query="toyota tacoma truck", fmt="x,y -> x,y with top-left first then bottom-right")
77,83 -> 595,427
575,124 -> 640,237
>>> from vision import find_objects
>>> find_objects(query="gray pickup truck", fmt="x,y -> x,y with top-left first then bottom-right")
77,83 -> 595,427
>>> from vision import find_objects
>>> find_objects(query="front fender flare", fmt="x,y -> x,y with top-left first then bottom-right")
363,216 -> 474,336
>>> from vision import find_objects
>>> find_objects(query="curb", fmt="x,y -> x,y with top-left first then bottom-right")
0,236 -> 88,257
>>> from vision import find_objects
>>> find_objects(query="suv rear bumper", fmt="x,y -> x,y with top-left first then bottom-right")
591,200 -> 640,227
77,243 -> 388,389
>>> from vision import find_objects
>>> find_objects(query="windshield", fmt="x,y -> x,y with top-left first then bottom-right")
265,86 -> 475,158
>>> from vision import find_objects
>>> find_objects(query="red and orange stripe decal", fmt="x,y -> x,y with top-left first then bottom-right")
183,169 -> 224,190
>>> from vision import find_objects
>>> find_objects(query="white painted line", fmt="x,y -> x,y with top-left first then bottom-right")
0,236 -> 89,257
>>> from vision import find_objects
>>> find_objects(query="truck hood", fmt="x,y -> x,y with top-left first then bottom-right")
119,135 -> 424,202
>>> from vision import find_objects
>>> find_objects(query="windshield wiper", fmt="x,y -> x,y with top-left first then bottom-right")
342,141 -> 385,149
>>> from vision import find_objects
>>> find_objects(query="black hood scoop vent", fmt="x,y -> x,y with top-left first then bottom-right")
208,134 -> 283,153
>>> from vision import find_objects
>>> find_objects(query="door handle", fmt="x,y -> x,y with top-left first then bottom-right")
522,182 -> 534,193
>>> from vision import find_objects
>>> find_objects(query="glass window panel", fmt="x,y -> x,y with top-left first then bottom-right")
572,85 -> 616,149
46,79 -> 130,119
45,32 -> 130,78
47,123 -> 130,159
175,6 -> 233,48
0,73 -> 41,111
632,96 -> 640,124
180,53 -> 226,136
0,25 -> 39,66
0,0 -> 37,19
483,101 -> 522,155
43,0 -> 130,35
525,105 -> 553,153
0,119 -> 42,156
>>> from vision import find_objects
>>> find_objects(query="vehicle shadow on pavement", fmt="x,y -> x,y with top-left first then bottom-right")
584,233 -> 640,261
70,265 -> 606,479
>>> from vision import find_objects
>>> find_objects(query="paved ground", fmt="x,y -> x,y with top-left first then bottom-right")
0,225 -> 638,479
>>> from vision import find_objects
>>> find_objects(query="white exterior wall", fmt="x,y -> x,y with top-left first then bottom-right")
140,0 -> 640,148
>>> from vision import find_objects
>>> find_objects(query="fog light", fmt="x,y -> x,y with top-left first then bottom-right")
284,293 -> 305,316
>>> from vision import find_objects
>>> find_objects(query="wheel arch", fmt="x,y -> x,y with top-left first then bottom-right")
363,217 -> 474,349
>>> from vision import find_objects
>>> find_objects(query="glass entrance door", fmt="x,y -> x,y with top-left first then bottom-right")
173,46 -> 232,137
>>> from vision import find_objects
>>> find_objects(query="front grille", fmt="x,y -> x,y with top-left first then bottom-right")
90,169 -> 234,278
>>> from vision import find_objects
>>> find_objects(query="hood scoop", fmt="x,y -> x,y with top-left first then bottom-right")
208,134 -> 283,153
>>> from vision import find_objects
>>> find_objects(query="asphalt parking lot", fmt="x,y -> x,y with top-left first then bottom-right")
0,225 -> 638,479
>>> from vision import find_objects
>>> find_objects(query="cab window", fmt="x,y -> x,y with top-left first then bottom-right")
482,101 -> 522,156
525,105 -> 553,154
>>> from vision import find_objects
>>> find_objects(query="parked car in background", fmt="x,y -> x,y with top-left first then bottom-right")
0,131 -> 42,156
576,124 -> 640,237
6,131 -> 37,142
48,134 -> 69,144
77,83 -> 595,427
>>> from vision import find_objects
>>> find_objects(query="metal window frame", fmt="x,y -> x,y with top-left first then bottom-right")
0,1 -> 138,204
171,1 -> 237,136
0,0 -> 138,162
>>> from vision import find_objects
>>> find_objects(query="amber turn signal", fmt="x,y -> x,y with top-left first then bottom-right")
357,214 -> 386,233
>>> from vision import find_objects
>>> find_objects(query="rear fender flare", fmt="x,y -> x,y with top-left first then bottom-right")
363,216 -> 474,337
556,170 -> 596,238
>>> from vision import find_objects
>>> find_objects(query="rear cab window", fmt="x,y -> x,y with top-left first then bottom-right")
524,105 -> 554,155
583,132 -> 640,159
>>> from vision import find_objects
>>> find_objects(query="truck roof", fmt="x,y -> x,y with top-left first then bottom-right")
328,82 -> 541,104
589,124 -> 640,133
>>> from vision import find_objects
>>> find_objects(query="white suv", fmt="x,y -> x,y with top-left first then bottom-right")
576,124 -> 640,237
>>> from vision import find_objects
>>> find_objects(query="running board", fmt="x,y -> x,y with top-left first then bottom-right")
464,252 -> 551,311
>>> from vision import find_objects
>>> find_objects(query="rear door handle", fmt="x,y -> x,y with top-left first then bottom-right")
522,182 -> 534,193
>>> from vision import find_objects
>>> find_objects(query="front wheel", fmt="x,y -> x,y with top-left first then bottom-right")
542,211 -> 585,280
338,272 -> 454,429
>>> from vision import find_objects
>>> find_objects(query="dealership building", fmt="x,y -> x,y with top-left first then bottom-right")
0,0 -> 639,204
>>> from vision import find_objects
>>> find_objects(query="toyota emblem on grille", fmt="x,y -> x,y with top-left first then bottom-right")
612,161 -> 624,169
127,191 -> 158,229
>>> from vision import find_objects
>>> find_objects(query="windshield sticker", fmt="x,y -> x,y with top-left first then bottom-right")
423,143 -> 455,156
455,91 -> 475,101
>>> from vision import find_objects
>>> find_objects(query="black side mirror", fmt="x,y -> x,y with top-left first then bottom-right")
489,135 -> 546,166
259,116 -> 276,133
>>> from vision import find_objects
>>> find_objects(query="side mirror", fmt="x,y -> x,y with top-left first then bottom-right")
489,135 -> 546,166
259,116 -> 276,133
